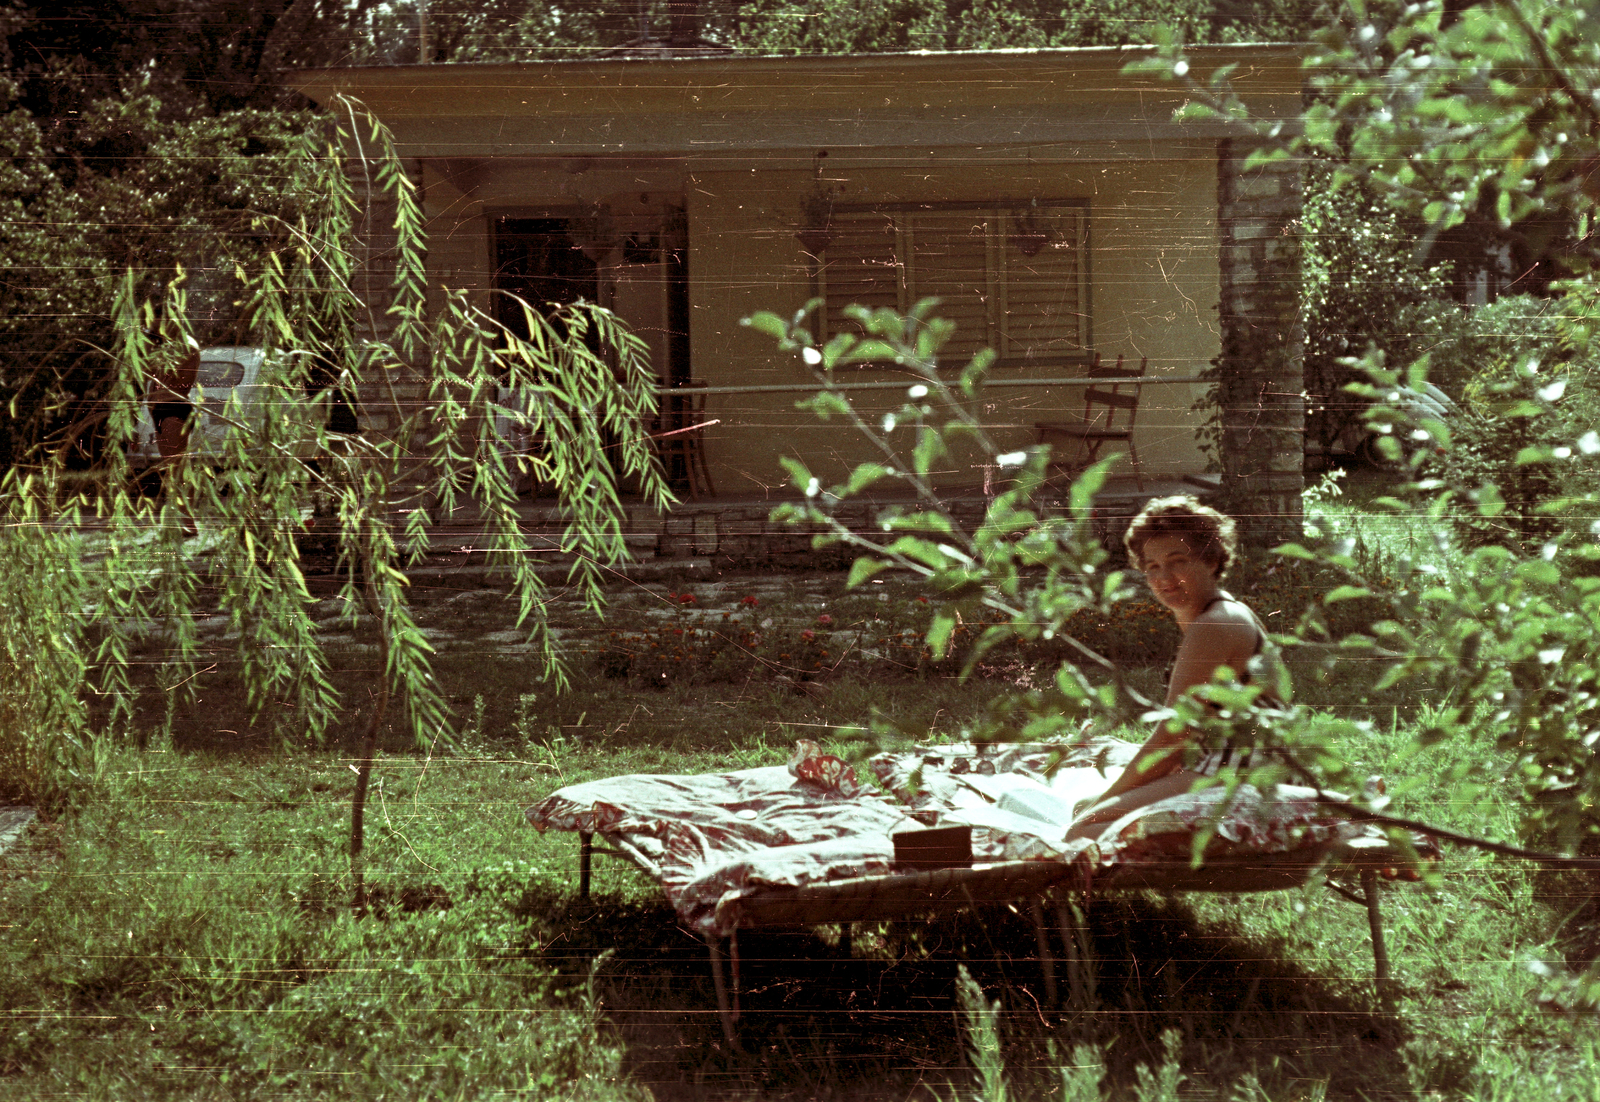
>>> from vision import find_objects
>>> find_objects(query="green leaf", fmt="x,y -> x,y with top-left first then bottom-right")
847,340 -> 899,364
742,312 -> 789,340
1173,102 -> 1224,123
1497,399 -> 1545,419
1068,458 -> 1114,516
1326,585 -> 1374,603
1516,560 -> 1560,585
847,557 -> 892,588
1273,542 -> 1319,561
800,390 -> 852,420
821,332 -> 857,370
882,511 -> 956,535
1475,484 -> 1506,518
911,427 -> 947,477
925,612 -> 956,659
777,455 -> 814,491
1242,146 -> 1290,171
845,463 -> 890,495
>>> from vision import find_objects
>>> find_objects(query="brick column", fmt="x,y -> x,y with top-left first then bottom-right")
1216,139 -> 1305,550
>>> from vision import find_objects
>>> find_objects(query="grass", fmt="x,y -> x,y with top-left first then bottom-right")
6,567 -> 1600,1099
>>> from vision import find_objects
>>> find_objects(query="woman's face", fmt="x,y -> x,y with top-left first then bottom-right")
1139,533 -> 1221,619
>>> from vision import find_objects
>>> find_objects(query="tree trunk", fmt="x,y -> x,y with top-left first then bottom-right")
350,678 -> 389,915
351,561 -> 390,915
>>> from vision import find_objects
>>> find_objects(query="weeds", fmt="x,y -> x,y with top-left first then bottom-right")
7,561 -> 1600,1099
5,708 -> 1600,1099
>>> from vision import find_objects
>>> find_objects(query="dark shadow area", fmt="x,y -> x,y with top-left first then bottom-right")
529,889 -> 1410,1101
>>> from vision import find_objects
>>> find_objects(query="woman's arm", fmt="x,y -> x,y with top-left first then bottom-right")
1164,612 -> 1260,705
1090,609 -> 1261,803
1094,724 -> 1189,802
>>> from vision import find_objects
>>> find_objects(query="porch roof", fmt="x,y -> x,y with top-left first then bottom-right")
292,44 -> 1306,162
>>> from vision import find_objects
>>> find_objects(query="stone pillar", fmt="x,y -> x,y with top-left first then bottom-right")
1216,139 -> 1305,550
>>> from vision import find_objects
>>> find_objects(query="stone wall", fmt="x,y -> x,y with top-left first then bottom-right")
1215,139 -> 1306,550
655,498 -> 1000,569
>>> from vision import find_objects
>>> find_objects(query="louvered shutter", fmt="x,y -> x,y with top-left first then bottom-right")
817,202 -> 1087,365
904,210 -> 995,364
998,207 -> 1086,361
819,212 -> 902,341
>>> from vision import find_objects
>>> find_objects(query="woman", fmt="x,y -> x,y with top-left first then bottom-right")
1065,496 -> 1281,842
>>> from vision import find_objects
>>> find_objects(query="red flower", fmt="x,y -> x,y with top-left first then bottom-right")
740,595 -> 759,607
816,614 -> 833,626
916,595 -> 929,604
679,593 -> 696,605
801,630 -> 816,642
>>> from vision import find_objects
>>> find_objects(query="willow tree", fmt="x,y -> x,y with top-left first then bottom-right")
0,99 -> 670,909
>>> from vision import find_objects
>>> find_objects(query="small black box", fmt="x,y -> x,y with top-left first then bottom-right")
892,825 -> 973,871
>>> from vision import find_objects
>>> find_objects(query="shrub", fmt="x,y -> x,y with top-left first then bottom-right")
1415,293 -> 1600,550
1415,294 -> 1569,397
1300,165 -> 1452,465
0,495 -> 93,810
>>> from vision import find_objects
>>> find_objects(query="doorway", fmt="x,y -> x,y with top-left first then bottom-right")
491,216 -> 600,338
490,210 -> 694,494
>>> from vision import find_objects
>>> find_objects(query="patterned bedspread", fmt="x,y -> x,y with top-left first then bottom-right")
525,739 -> 1422,936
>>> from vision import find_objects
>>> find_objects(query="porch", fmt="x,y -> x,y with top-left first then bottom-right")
300,44 -> 1307,549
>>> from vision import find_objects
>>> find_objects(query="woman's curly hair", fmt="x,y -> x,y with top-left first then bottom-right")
1124,495 -> 1238,577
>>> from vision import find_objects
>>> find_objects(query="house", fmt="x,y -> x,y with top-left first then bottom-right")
294,46 -> 1307,544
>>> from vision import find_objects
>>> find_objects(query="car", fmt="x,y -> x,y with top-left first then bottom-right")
131,346 -> 265,470
131,347 -> 359,471
1313,380 -> 1457,470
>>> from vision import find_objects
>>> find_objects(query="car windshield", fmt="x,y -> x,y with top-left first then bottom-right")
198,357 -> 246,387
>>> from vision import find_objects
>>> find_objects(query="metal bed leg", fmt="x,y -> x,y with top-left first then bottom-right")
579,831 -> 593,900
1362,869 -> 1390,987
1056,900 -> 1095,1011
729,928 -> 742,1022
1029,896 -> 1059,1009
706,935 -> 738,1045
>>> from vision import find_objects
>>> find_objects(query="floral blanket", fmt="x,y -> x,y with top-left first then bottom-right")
525,739 -> 1421,936
526,745 -> 917,935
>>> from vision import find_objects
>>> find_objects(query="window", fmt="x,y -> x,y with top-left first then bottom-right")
817,201 -> 1089,366
198,355 -> 247,388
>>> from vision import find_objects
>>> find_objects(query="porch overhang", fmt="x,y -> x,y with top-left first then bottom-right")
292,45 -> 1305,163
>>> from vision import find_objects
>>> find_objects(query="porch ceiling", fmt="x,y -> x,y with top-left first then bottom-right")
294,45 -> 1304,161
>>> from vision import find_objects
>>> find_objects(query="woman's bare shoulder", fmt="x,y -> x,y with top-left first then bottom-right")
1184,597 -> 1260,653
1196,594 -> 1259,629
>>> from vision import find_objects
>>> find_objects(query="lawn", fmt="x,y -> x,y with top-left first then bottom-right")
4,562 -> 1600,1100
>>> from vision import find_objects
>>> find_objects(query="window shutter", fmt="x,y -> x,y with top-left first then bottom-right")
998,207 -> 1086,360
816,202 -> 1087,365
819,212 -> 902,341
906,210 -> 995,364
